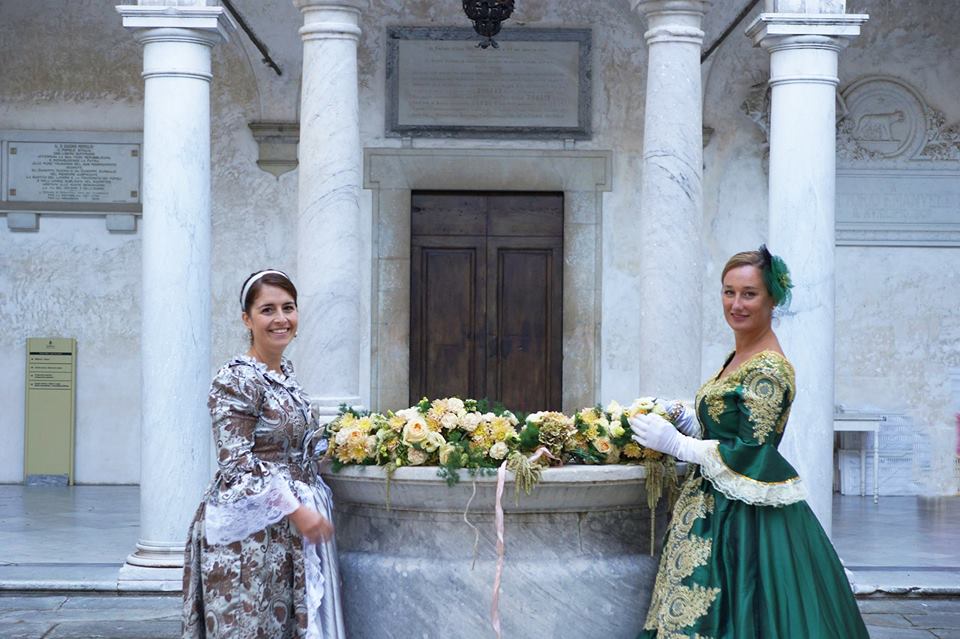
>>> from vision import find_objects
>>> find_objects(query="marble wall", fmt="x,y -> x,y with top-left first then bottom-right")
0,0 -> 956,492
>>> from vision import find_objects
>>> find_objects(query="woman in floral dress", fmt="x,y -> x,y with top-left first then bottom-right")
182,269 -> 345,639
629,247 -> 868,638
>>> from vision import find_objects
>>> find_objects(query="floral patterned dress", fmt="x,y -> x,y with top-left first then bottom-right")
182,356 -> 345,639
638,351 -> 868,639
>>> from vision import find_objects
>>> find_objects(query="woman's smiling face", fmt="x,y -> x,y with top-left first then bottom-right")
242,283 -> 298,354
722,264 -> 774,333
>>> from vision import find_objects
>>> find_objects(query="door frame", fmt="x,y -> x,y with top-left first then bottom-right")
364,147 -> 612,414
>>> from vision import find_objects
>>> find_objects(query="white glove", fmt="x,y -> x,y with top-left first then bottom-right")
656,399 -> 701,438
628,413 -> 715,465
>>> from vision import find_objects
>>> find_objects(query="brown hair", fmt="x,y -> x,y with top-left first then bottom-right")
241,271 -> 298,315
721,249 -> 765,282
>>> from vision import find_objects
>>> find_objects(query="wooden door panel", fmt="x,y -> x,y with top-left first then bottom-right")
487,192 -> 564,238
411,192 -> 487,237
410,237 -> 486,405
411,191 -> 563,412
486,237 -> 563,413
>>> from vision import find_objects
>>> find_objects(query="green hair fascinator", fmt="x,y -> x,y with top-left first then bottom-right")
758,244 -> 793,309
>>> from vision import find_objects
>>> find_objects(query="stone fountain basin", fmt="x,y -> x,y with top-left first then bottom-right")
324,464 -> 670,638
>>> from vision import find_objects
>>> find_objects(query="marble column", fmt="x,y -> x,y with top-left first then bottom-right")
293,0 -> 368,419
116,3 -> 232,587
632,0 -> 710,400
747,1 -> 867,535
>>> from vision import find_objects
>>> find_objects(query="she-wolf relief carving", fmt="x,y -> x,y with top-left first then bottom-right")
854,110 -> 905,142
740,74 -> 960,165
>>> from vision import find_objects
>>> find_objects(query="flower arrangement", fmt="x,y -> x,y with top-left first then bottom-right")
324,396 -> 684,555
326,396 -> 680,483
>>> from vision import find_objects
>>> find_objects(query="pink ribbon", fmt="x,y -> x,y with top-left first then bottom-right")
491,447 -> 558,638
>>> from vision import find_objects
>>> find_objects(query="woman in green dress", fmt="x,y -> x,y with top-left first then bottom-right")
629,246 -> 868,639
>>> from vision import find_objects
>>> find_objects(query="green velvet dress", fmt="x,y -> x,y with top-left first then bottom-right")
638,351 -> 868,639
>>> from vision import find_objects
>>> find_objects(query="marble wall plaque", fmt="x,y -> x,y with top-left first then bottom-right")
837,168 -> 960,246
7,141 -> 139,204
386,27 -> 591,139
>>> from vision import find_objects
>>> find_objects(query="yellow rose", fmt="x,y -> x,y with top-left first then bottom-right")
593,437 -> 613,454
335,426 -> 364,447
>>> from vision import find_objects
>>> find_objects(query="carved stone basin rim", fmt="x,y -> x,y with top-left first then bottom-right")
322,464 -> 671,513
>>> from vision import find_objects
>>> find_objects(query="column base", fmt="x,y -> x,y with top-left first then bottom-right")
313,395 -> 364,423
118,540 -> 185,591
117,563 -> 183,592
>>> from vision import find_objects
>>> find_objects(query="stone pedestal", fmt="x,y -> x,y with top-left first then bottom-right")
116,4 -> 233,587
632,0 -> 710,400
323,465 -> 669,638
293,0 -> 368,418
747,5 -> 867,535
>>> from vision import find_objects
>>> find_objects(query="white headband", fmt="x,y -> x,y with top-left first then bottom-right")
240,269 -> 290,311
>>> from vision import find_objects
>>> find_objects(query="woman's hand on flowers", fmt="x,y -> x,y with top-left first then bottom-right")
655,399 -> 701,438
628,413 -> 715,465
289,506 -> 334,544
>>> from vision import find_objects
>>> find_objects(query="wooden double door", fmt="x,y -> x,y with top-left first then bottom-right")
410,191 -> 563,413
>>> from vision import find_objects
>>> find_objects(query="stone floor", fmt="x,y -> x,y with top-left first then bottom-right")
0,486 -> 958,637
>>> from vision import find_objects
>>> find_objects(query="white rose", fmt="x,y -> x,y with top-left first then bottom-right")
423,430 -> 446,453
631,397 -> 656,413
460,412 -> 481,433
395,407 -> 420,421
489,441 -> 509,460
447,398 -> 465,413
402,420 -> 429,445
365,435 -> 378,455
526,411 -> 544,425
407,448 -> 428,466
439,443 -> 456,466
606,400 -> 623,419
335,426 -> 362,446
440,412 -> 460,430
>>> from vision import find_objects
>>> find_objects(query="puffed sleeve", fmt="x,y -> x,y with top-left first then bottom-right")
203,363 -> 302,544
698,360 -> 807,507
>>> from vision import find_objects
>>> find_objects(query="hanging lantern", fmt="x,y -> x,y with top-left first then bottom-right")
462,0 -> 515,49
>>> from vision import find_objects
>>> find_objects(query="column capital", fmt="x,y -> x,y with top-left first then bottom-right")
746,12 -> 868,49
632,1 -> 709,45
294,0 -> 369,42
116,4 -> 235,41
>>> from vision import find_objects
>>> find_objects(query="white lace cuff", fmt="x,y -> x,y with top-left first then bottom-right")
205,473 -> 301,545
699,443 -> 808,507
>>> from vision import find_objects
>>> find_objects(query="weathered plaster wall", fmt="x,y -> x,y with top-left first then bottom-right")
700,0 -> 960,493
0,0 -> 296,483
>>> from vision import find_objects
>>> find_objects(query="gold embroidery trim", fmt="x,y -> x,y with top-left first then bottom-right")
695,351 -> 795,443
644,474 -> 719,637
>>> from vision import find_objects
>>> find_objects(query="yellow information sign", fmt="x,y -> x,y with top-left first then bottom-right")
25,338 -> 76,485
